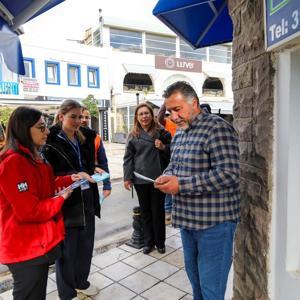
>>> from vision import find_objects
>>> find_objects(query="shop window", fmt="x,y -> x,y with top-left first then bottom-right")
110,28 -> 142,53
123,73 -> 153,92
180,39 -> 207,61
202,77 -> 223,96
146,33 -> 176,56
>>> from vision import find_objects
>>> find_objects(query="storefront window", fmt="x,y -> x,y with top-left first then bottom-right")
110,28 -> 142,53
146,33 -> 176,56
209,45 -> 232,64
116,107 -> 128,133
180,39 -> 207,61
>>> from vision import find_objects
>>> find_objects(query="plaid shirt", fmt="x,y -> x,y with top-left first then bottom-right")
165,112 -> 240,230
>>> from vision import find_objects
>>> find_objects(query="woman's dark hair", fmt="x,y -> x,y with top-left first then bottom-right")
54,99 -> 85,143
131,103 -> 160,138
1,106 -> 42,155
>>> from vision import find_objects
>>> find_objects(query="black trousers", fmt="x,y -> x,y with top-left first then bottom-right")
8,262 -> 49,300
56,190 -> 96,300
134,184 -> 166,248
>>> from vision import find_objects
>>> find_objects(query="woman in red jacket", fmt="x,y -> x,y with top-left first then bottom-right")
0,107 -> 89,300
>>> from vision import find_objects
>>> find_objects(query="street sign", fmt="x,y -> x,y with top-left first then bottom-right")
265,0 -> 300,51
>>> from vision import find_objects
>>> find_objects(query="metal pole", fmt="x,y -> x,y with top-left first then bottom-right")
136,92 -> 140,105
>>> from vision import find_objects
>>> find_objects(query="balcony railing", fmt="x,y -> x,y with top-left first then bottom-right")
0,82 -> 19,95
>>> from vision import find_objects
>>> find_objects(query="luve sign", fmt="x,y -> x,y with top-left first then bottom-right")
155,56 -> 202,73
265,0 -> 300,51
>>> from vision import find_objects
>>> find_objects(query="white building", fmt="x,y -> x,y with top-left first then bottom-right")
0,14 -> 233,142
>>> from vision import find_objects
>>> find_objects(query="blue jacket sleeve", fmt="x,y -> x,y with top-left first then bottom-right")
96,141 -> 111,190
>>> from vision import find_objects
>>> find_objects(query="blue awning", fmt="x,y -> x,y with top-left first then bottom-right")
0,0 -> 65,75
152,0 -> 233,49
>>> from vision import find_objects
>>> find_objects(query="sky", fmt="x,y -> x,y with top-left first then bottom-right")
21,0 -> 163,43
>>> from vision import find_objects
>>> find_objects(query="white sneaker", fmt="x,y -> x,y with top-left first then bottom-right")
76,284 -> 99,296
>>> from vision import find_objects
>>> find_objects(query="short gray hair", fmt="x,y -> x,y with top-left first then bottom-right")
163,81 -> 199,105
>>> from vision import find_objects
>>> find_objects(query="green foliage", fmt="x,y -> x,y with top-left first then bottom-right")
82,94 -> 98,118
0,106 -> 14,127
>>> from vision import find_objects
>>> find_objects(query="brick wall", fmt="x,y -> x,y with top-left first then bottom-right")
228,1 -> 275,299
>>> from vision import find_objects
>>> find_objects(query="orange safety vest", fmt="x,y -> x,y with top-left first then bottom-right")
164,118 -> 177,137
94,134 -> 101,164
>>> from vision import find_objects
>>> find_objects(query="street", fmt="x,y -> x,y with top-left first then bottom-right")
95,180 -> 139,242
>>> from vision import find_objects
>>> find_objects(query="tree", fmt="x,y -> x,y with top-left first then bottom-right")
0,106 -> 14,127
82,94 -> 98,117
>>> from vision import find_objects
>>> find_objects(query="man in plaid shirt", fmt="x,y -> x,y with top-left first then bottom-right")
155,81 -> 240,300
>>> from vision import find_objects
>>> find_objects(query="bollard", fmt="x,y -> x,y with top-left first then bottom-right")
125,206 -> 144,249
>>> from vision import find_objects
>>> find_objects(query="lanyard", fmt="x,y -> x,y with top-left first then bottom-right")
58,131 -> 83,170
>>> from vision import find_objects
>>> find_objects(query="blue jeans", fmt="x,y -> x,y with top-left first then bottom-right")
180,221 -> 237,300
164,194 -> 172,213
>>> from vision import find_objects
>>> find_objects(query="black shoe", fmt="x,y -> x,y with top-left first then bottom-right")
143,246 -> 154,254
157,247 -> 166,254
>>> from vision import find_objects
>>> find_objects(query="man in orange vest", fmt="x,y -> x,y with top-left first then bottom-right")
81,108 -> 111,199
157,103 -> 177,225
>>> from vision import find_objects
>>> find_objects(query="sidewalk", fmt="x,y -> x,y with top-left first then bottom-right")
0,225 -> 233,300
0,226 -> 192,300
103,142 -> 125,181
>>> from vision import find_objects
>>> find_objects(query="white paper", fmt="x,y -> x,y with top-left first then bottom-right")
133,171 -> 155,183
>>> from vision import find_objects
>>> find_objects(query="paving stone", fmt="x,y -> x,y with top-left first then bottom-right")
122,252 -> 156,269
46,278 -> 57,294
165,270 -> 192,294
119,244 -> 142,254
0,289 -> 12,300
148,246 -> 175,259
181,295 -> 193,300
100,262 -> 137,281
46,290 -> 58,299
48,272 -> 56,282
90,264 -> 100,274
93,283 -> 136,300
165,236 -> 182,250
141,282 -> 185,300
165,227 -> 180,238
143,260 -> 178,280
161,249 -> 185,268
131,296 -> 145,300
88,272 -> 113,290
92,248 -> 131,269
119,271 -> 159,294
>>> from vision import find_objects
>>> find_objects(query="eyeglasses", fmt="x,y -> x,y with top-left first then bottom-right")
33,124 -> 47,132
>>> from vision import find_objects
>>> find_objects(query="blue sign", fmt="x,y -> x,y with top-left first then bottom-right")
265,0 -> 300,50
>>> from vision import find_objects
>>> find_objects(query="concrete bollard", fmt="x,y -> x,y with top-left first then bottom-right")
125,206 -> 144,249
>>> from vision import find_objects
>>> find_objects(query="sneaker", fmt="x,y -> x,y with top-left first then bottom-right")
76,284 -> 99,296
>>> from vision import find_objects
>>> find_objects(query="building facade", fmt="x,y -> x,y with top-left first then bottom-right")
0,15 -> 233,142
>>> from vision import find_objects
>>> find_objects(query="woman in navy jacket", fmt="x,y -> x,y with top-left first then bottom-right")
42,100 -> 101,300
0,106 -> 83,300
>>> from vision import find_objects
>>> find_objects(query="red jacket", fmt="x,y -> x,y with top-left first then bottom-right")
0,146 -> 73,264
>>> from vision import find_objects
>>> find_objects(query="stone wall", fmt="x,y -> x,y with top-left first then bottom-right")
228,1 -> 275,299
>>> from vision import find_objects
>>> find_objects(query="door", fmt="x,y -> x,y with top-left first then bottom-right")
271,47 -> 300,299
